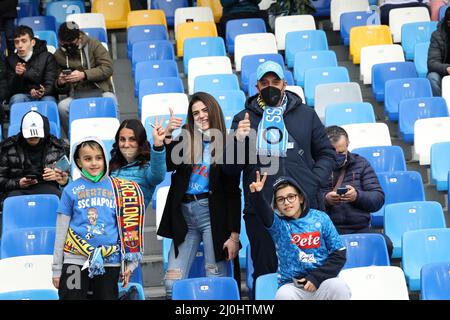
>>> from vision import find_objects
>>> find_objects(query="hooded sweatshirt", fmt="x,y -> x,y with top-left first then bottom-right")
52,136 -> 137,278
248,176 -> 346,289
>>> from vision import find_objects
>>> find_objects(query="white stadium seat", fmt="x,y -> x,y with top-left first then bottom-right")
274,15 -> 316,50
389,6 -> 430,43
360,44 -> 405,84
342,123 -> 392,151
414,117 -> 450,165
234,33 -> 277,71
187,56 -> 233,94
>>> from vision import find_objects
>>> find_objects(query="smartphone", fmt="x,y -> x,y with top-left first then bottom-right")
62,68 -> 72,75
336,187 -> 348,195
54,155 -> 70,172
293,278 -> 307,288
25,174 -> 38,180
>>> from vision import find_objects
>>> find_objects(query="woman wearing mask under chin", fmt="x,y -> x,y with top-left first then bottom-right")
109,119 -> 167,209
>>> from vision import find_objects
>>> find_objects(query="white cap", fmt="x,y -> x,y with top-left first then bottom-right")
22,111 -> 45,139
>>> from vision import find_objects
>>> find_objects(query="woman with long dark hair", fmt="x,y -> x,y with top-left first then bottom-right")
157,92 -> 242,299
109,118 -> 166,208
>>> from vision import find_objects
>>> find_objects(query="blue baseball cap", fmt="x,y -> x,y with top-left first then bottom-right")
256,60 -> 285,81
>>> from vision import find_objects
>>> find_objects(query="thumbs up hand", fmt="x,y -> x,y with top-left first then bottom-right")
236,112 -> 251,142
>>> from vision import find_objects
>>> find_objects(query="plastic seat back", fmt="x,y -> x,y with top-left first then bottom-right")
172,277 -> 240,300
210,90 -> 246,129
414,117 -> 450,165
275,14 -> 316,50
360,44 -> 405,84
131,40 -> 175,75
194,74 -> 240,93
349,25 -> 392,64
151,0 -> 188,26
351,146 -> 406,173
174,7 -> 214,38
401,21 -> 437,60
0,289 -> 58,300
134,60 -> 179,96
1,227 -> 56,258
127,9 -> 167,29
340,11 -> 380,46
92,0 -> 130,29
69,97 -> 118,128
255,273 -> 278,300
234,32 -> 277,71
187,56 -> 232,95
342,123 -> 391,151
138,77 -> 184,107
304,66 -> 350,106
226,18 -> 266,54
414,41 -> 430,78
389,6 -> 430,43
127,25 -> 168,59
293,50 -> 337,87
331,0 -> 370,31
45,1 -> 85,27
421,262 -> 450,300
183,36 -> 226,75
18,15 -> 56,32
325,102 -> 375,126
285,29 -> 328,68
34,30 -> 58,48
340,233 -> 390,269
430,141 -> 450,191
176,21 -> 217,57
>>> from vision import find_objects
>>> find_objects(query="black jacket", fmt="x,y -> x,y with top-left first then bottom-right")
320,152 -> 385,231
428,21 -> 450,77
0,113 -> 69,194
224,90 -> 336,214
0,58 -> 7,102
6,38 -> 58,98
0,0 -> 18,19
157,138 -> 242,262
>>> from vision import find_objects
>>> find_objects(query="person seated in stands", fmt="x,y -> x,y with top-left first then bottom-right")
427,6 -> 450,96
321,126 -> 393,257
379,0 -> 430,25
6,25 -> 58,106
219,0 -> 271,38
0,111 -> 69,206
249,172 -> 351,300
54,22 -> 117,135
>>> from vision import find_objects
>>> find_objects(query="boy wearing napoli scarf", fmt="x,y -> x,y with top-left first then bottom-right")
224,61 -> 336,297
52,137 -> 145,300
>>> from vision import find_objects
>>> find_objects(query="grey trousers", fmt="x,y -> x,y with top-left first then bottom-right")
275,278 -> 351,300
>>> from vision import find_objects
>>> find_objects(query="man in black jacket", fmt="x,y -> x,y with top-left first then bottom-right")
427,6 -> 450,96
224,61 -> 336,296
321,126 -> 392,257
0,111 -> 69,205
6,25 -> 58,106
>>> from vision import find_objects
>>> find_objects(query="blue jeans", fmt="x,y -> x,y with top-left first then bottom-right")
9,94 -> 57,106
164,198 -> 227,299
427,72 -> 442,97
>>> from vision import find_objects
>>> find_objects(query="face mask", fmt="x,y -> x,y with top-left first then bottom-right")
336,153 -> 347,168
121,147 -> 139,163
260,86 -> 282,106
81,168 -> 104,182
63,43 -> 79,56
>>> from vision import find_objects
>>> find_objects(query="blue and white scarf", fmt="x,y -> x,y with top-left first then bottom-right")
256,94 -> 289,157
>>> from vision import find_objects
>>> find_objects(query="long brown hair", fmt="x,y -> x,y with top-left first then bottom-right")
183,92 -> 227,165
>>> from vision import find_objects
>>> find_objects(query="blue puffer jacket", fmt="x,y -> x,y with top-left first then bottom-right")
110,147 -> 166,208
320,152 -> 385,230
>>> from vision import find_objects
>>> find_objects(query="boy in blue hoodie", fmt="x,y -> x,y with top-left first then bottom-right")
52,137 -> 145,300
249,171 -> 351,300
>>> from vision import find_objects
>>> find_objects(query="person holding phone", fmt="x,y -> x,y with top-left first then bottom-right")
249,172 -> 351,300
321,126 -> 393,257
0,111 -> 69,208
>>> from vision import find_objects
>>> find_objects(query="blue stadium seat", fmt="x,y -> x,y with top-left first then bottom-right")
255,273 -> 278,300
69,97 -> 118,127
134,60 -> 179,97
398,97 -> 448,143
131,40 -> 175,75
294,50 -> 337,88
138,77 -> 184,107
1,227 -> 56,258
18,16 -> 57,32
312,0 -> 331,17
8,100 -> 61,139
245,245 -> 254,300
172,277 -> 240,300
384,78 -> 433,121
152,172 -> 172,209
439,4 -> 450,20
34,30 -> 58,48
371,171 -> 426,228
372,62 -> 418,102
414,41 -> 430,78
118,282 -> 146,300
325,102 -> 375,126
225,18 -> 266,54
2,194 -> 59,234
194,74 -> 240,93
151,0 -> 188,26
304,66 -> 350,106
210,90 -> 246,129
241,54 -> 284,92
421,262 -> 450,300
183,37 -> 226,75
340,234 -> 390,269
0,289 -> 58,300
402,228 -> 450,291
401,21 -> 437,60
16,1 -> 40,20
340,11 -> 380,46
285,30 -> 328,68
384,201 -> 445,259
351,146 -> 407,173
45,1 -> 85,28
127,25 -> 168,59
248,70 -> 295,96
82,28 -> 108,43
430,142 -> 450,191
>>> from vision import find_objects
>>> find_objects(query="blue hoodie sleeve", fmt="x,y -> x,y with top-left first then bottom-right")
145,145 -> 166,186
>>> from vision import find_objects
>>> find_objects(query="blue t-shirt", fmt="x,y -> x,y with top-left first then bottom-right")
186,142 -> 210,195
268,209 -> 344,287
58,176 -> 121,264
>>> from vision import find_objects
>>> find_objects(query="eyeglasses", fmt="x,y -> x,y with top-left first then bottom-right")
275,193 -> 298,205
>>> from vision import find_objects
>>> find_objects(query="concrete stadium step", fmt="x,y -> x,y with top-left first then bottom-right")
142,254 -> 164,287
144,226 -> 162,255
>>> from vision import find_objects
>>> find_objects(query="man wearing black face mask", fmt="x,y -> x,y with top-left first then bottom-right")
427,6 -> 450,96
223,61 -> 335,297
321,126 -> 392,257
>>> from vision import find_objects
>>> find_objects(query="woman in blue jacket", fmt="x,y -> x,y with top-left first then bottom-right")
109,119 -> 166,208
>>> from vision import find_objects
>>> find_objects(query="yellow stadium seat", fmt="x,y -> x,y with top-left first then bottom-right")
127,9 -> 168,29
176,21 -> 217,57
92,0 -> 130,30
349,25 -> 393,64
197,0 -> 223,23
